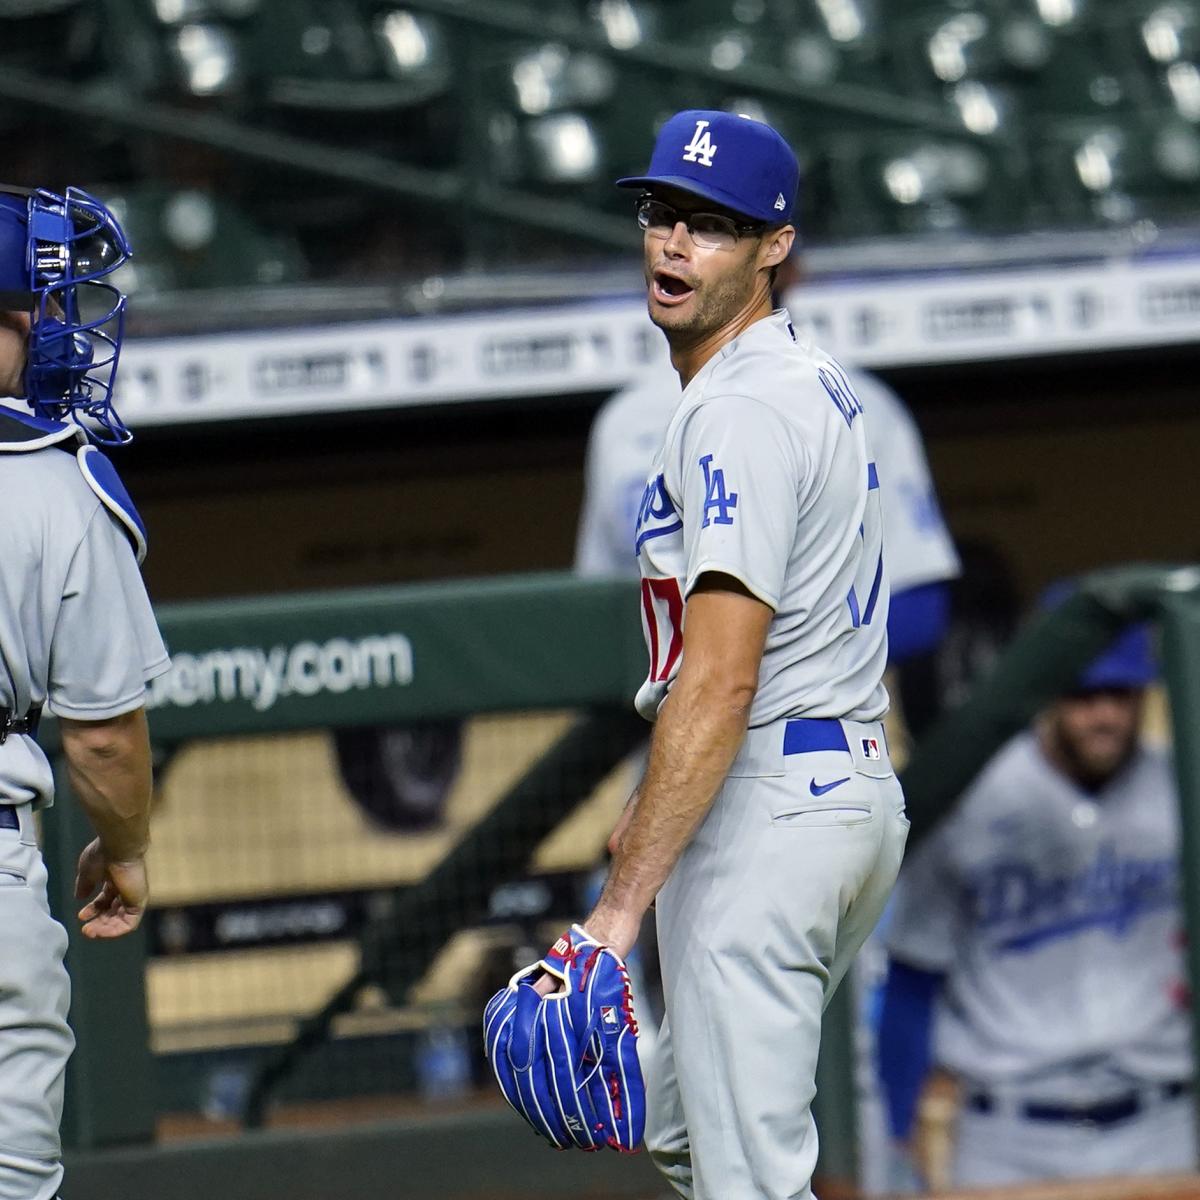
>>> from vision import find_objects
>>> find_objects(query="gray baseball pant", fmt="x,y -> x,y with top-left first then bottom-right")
0,802 -> 73,1200
646,717 -> 909,1200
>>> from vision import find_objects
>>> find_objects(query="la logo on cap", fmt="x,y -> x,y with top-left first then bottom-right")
682,119 -> 717,167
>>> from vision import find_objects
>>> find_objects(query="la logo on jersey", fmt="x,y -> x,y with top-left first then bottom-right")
699,454 -> 737,527
682,119 -> 718,167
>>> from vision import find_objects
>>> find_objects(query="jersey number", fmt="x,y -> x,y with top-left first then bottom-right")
848,463 -> 884,629
641,577 -> 684,682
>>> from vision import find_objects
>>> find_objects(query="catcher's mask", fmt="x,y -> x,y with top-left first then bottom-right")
0,185 -> 132,445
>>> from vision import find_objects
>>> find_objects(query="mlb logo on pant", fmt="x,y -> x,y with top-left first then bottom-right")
862,738 -> 881,760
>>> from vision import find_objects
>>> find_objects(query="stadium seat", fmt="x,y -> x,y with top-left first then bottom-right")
1004,0 -> 1090,31
522,111 -> 607,184
822,132 -> 1004,238
101,187 -> 307,293
480,35 -> 619,196
1127,1 -> 1200,120
247,2 -> 451,111
1033,115 -> 1200,225
143,0 -> 260,23
0,0 -> 104,78
587,0 -> 662,50
1136,0 -> 1200,62
1027,25 -> 1134,114
164,20 -> 245,96
497,42 -> 618,116
892,5 -> 1052,92
893,0 -> 1139,149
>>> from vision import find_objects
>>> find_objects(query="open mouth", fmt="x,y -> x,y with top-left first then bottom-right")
652,270 -> 695,307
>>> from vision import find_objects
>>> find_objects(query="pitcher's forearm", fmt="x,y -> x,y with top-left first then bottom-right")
588,673 -> 752,943
59,709 -> 153,861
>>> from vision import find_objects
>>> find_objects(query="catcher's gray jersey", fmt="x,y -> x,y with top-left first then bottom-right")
634,310 -> 889,726
0,413 -> 169,808
887,732 -> 1191,1101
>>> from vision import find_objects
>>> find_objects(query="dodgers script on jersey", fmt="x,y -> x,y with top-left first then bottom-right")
887,732 -> 1192,1102
634,310 -> 889,726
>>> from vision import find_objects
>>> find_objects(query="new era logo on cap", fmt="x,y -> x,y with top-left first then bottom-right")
615,109 -> 800,224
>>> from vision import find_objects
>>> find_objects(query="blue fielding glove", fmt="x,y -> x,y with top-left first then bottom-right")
483,924 -> 646,1152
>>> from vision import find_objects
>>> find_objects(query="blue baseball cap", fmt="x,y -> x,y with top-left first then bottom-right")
1078,623 -> 1157,690
1039,581 -> 1158,691
616,109 -> 800,224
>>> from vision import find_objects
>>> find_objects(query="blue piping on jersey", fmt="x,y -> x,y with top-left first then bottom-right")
864,552 -> 885,627
634,519 -> 683,555
867,461 -> 879,490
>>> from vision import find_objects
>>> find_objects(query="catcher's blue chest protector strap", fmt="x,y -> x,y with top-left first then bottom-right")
0,405 -> 146,563
0,402 -> 81,453
76,444 -> 147,564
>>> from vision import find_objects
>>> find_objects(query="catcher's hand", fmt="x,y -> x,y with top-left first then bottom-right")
483,924 -> 645,1152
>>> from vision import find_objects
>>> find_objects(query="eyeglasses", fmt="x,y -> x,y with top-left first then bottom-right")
635,196 -> 766,251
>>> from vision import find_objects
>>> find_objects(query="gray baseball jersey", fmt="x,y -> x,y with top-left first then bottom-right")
887,731 -> 1191,1101
0,407 -> 169,808
632,309 -> 889,725
0,402 -> 169,1200
575,341 -> 959,594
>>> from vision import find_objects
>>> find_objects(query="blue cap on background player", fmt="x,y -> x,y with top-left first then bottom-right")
1040,581 -> 1158,690
1078,623 -> 1157,690
616,109 -> 800,224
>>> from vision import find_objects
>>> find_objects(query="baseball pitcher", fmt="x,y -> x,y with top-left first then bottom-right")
487,112 -> 909,1200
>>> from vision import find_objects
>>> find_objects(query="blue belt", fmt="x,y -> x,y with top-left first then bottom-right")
782,718 -> 849,756
0,806 -> 17,831
968,1081 -> 1191,1127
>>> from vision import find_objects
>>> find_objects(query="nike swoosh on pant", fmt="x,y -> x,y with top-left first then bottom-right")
809,776 -> 851,796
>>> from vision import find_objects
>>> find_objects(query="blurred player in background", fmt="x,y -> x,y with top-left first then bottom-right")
0,186 -> 168,1200
878,601 -> 1194,1190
